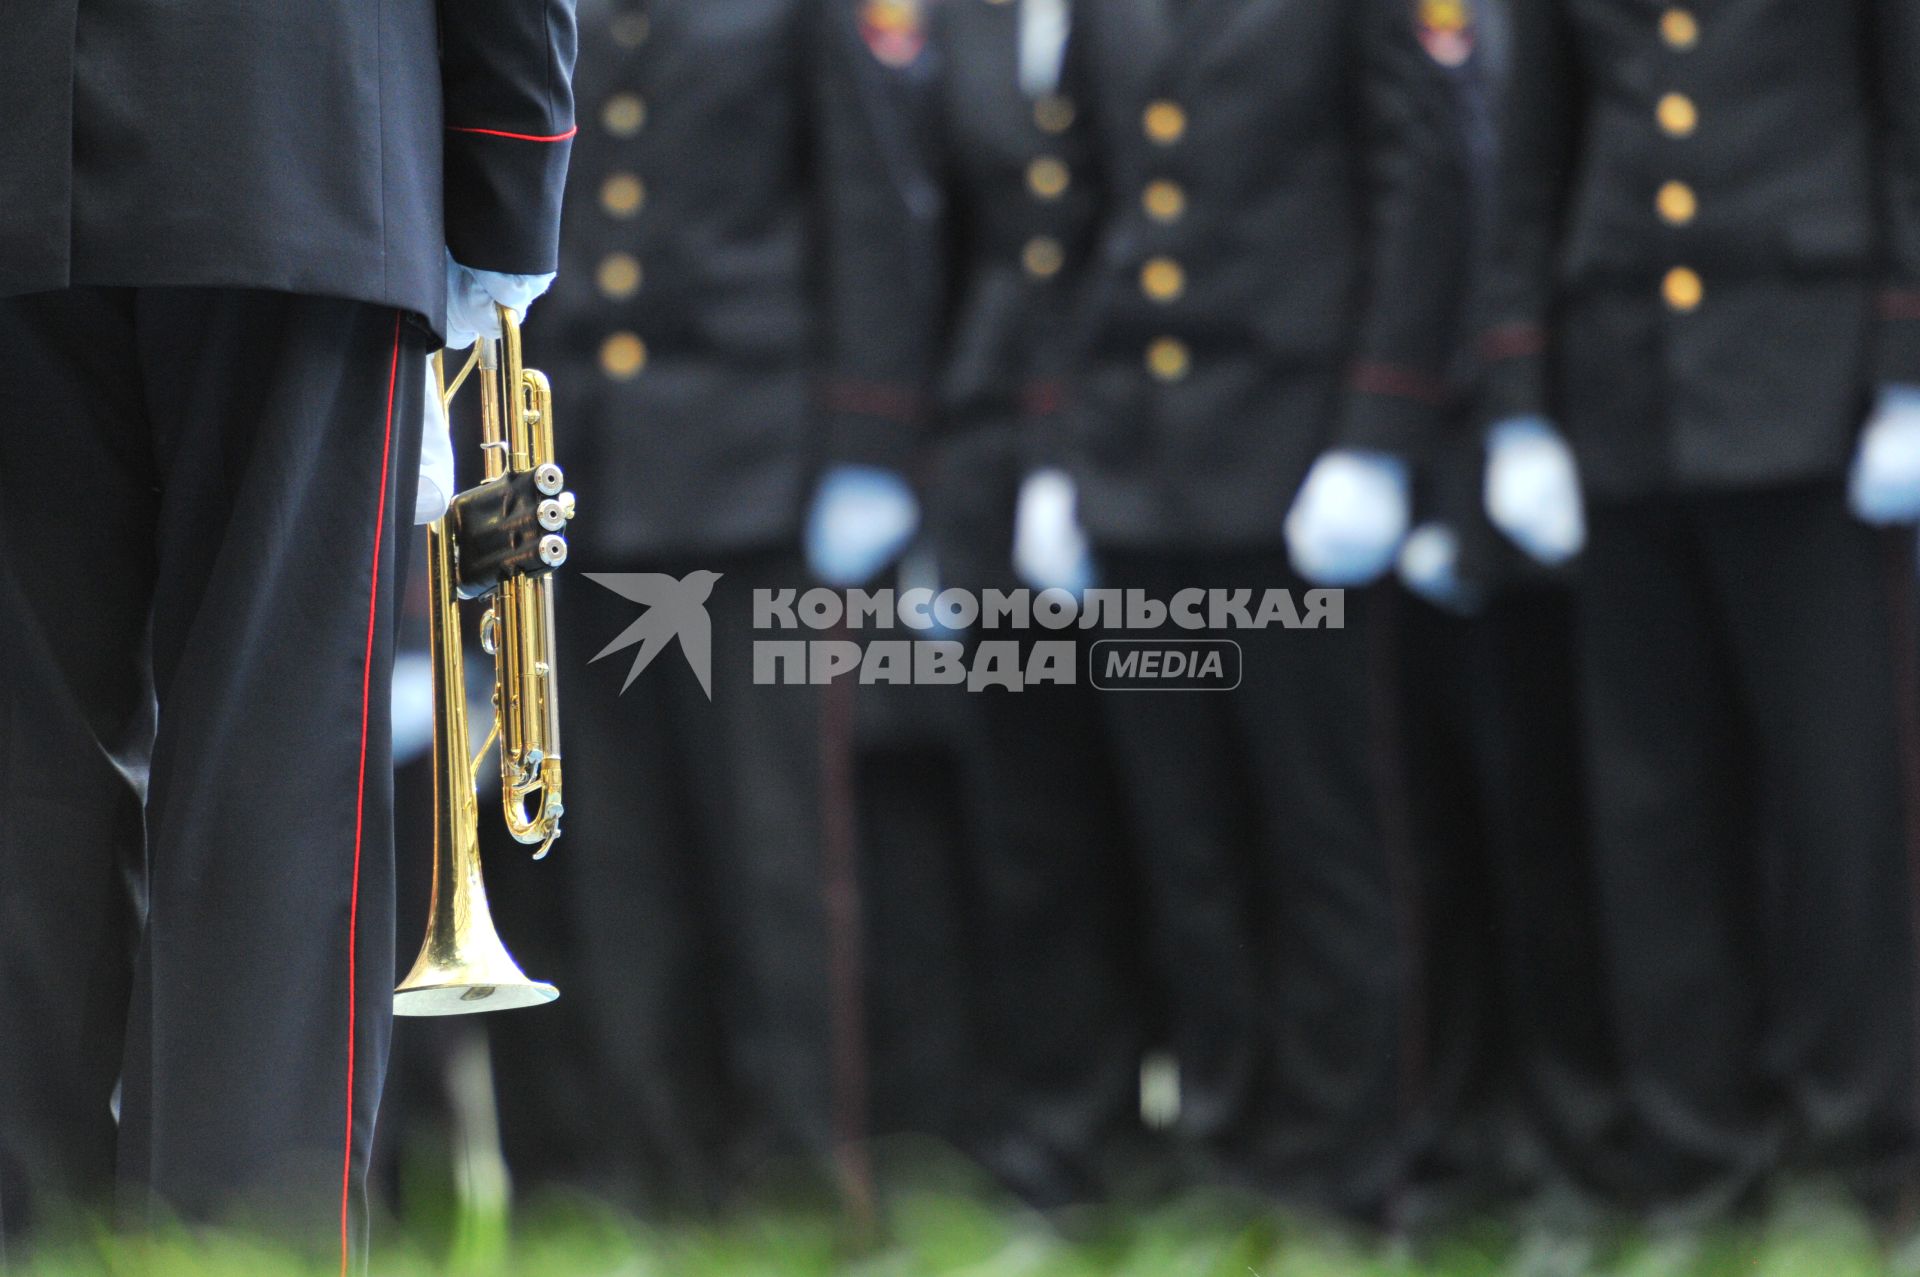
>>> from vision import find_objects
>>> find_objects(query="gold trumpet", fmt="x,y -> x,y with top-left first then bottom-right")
396,306 -> 573,1016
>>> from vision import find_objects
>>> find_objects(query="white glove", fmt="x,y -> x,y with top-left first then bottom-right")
444,250 -> 557,351
1012,469 -> 1095,594
1849,385 -> 1920,525
1398,523 -> 1482,615
1284,450 -> 1412,586
1484,416 -> 1586,565
805,466 -> 921,587
415,359 -> 456,525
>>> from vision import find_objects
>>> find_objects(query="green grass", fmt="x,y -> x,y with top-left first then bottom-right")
12,1186 -> 1916,1277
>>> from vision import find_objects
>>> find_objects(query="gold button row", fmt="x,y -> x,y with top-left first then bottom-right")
1656,180 -> 1696,226
1143,179 -> 1186,224
602,93 -> 647,138
1661,7 -> 1698,50
600,331 -> 649,379
1663,266 -> 1703,313
600,173 -> 646,217
1027,156 -> 1070,201
1034,95 -> 1075,135
596,252 -> 643,299
1146,337 -> 1190,382
1023,236 -> 1065,279
1140,256 -> 1186,303
1144,100 -> 1187,146
1657,92 -> 1697,138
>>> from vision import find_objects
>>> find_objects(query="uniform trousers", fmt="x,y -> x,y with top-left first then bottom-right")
0,288 -> 426,1268
1398,589 -> 1633,1216
1095,549 -> 1415,1218
1576,482 -> 1920,1210
506,548 -> 829,1210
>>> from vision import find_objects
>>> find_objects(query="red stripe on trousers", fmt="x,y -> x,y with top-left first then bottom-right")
342,314 -> 403,1276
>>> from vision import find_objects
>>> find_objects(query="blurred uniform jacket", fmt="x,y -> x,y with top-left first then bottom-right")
1059,0 -> 1473,550
1478,0 -> 1920,499
535,0 -> 824,559
819,0 -> 1098,571
0,0 -> 578,331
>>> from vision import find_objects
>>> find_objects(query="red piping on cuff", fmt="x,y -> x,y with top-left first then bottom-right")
821,379 -> 929,427
447,124 -> 579,143
1478,322 -> 1546,363
1881,291 -> 1920,323
1348,361 -> 1451,405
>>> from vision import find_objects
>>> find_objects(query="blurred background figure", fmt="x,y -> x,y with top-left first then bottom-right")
487,0 -> 840,1214
1032,0 -> 1473,1220
1478,0 -> 1920,1221
814,0 -> 1157,1208
1390,0 -> 1635,1235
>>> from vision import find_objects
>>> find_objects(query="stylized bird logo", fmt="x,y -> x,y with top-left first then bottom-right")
585,570 -> 723,699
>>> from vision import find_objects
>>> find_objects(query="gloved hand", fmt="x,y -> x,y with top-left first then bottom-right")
1397,522 -> 1483,615
416,359 -> 456,525
1284,449 -> 1412,585
1849,385 -> 1920,525
1012,468 -> 1095,594
805,465 -> 921,587
444,250 -> 557,351
1484,415 -> 1586,565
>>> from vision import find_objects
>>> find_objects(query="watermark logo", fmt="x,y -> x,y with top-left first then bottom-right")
585,578 -> 1342,697
1091,640 -> 1242,691
585,571 -> 722,699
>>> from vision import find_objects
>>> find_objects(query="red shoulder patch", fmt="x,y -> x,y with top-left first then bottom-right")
860,0 -> 929,68
1414,0 -> 1475,68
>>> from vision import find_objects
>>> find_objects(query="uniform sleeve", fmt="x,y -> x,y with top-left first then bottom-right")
1473,0 -> 1577,424
815,0 -> 950,473
438,0 -> 580,274
1334,0 -> 1476,456
1872,0 -> 1920,384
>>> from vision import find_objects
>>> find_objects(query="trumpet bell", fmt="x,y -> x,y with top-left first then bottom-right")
394,906 -> 559,1017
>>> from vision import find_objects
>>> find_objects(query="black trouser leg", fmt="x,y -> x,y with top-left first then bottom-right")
0,288 -> 424,1266
1470,588 -> 1630,1198
1701,486 -> 1919,1197
1231,563 -> 1412,1217
964,664 -> 1149,1206
1577,498 -> 1775,1207
1096,552 -> 1266,1174
1096,551 -> 1410,1217
551,549 -> 827,1209
0,291 -> 155,1249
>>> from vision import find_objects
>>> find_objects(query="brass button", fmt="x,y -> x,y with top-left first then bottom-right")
600,173 -> 646,218
1034,95 -> 1076,134
1663,266 -> 1703,312
1144,100 -> 1188,146
1661,8 -> 1699,49
1140,257 -> 1186,303
1022,236 -> 1065,279
600,331 -> 648,379
1143,179 -> 1187,224
602,93 -> 647,138
1657,181 -> 1697,226
1027,156 -> 1070,201
1657,92 -> 1697,138
596,252 -> 643,299
611,11 -> 650,47
1146,337 -> 1191,382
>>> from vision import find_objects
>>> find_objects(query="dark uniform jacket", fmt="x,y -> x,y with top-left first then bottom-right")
1060,0 -> 1473,550
534,0 -> 825,559
0,0 -> 578,333
1478,0 -> 1920,500
820,0 -> 1100,580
